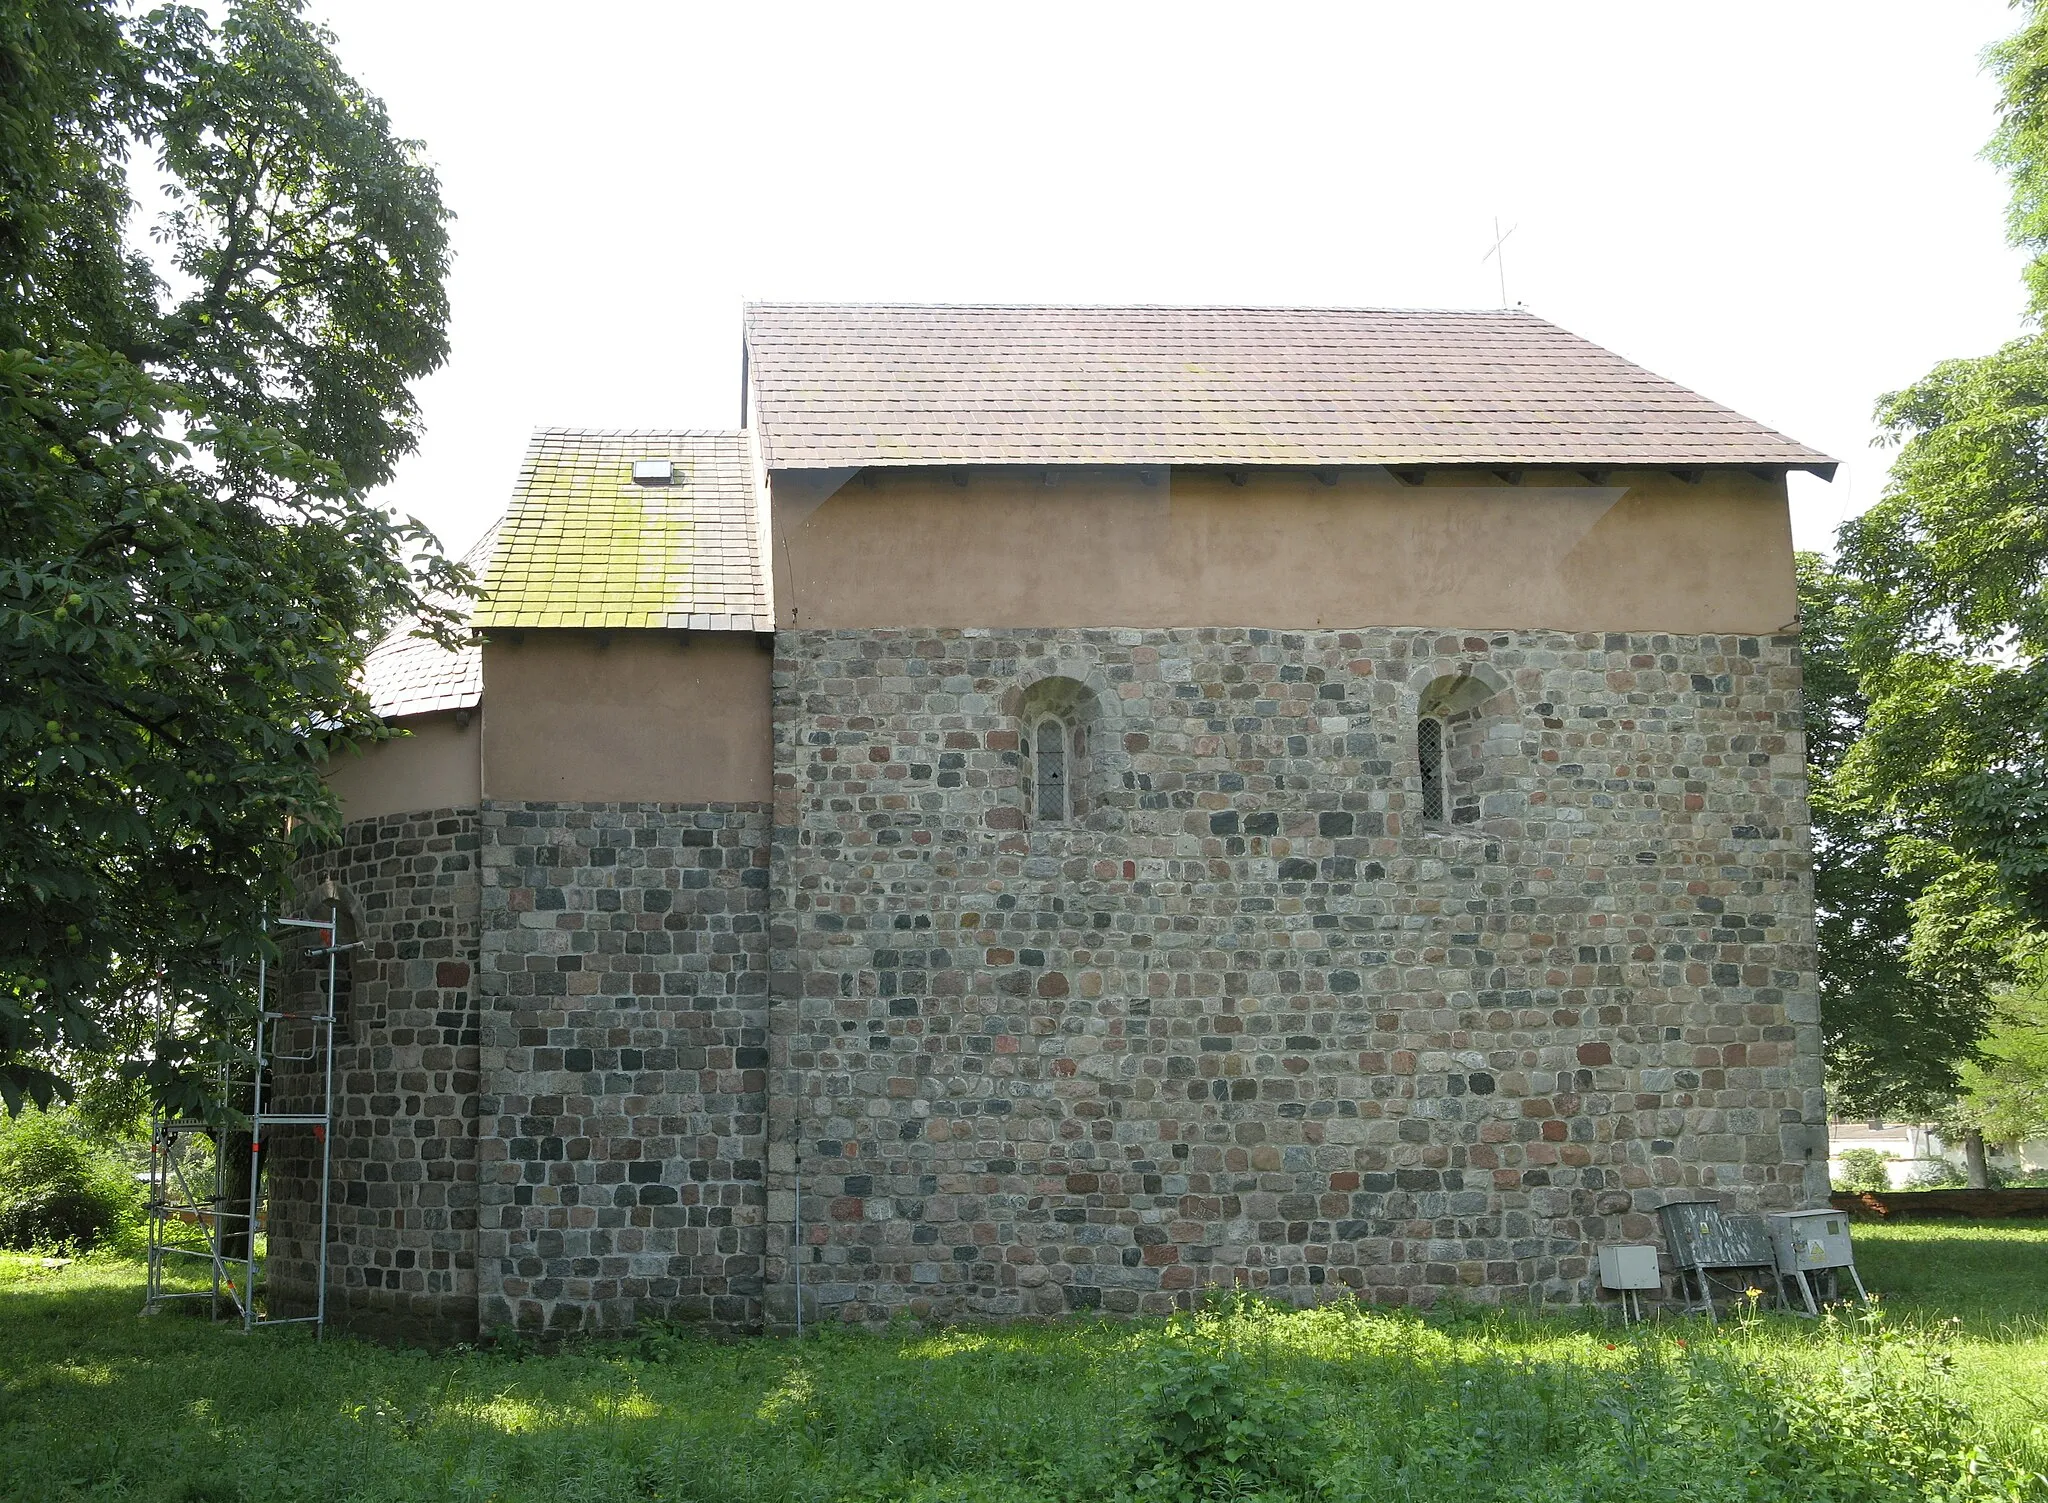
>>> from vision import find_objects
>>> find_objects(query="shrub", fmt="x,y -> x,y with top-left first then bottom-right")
0,1108 -> 140,1253
1835,1147 -> 1896,1193
1127,1333 -> 1317,1499
1908,1159 -> 1971,1189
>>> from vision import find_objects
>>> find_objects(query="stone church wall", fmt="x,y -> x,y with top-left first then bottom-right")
475,800 -> 770,1336
766,627 -> 1825,1325
268,806 -> 482,1344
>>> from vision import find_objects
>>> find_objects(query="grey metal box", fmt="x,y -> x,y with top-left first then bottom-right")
1768,1209 -> 1855,1272
1598,1243 -> 1661,1291
1657,1199 -> 1776,1270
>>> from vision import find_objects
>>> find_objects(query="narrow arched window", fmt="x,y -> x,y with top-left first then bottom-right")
1036,716 -> 1068,823
1016,675 -> 1096,830
1418,716 -> 1446,824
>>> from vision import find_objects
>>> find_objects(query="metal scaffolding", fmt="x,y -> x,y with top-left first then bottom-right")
143,1103 -> 245,1321
142,906 -> 349,1337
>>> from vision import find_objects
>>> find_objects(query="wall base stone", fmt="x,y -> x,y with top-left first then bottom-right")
266,625 -> 1827,1340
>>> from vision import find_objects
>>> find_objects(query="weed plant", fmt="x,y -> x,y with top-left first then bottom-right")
2,1223 -> 2046,1502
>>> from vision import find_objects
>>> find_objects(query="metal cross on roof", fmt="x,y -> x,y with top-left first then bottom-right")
1482,217 -> 1518,308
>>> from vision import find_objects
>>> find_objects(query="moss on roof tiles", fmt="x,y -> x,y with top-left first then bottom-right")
472,430 -> 768,631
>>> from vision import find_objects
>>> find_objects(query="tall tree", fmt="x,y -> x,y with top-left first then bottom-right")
1799,555 -> 1993,1117
0,0 -> 463,1114
1836,0 -> 2048,943
1809,0 -> 2048,1155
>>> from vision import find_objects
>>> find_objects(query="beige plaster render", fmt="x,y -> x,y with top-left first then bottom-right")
769,466 -> 1799,634
481,631 -> 771,803
323,710 -> 481,824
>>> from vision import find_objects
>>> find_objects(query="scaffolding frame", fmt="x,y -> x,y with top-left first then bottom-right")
141,906 -> 348,1338
143,1099 -> 246,1321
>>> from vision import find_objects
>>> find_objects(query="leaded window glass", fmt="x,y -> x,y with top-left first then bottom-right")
1418,716 -> 1445,823
1036,717 -> 1068,823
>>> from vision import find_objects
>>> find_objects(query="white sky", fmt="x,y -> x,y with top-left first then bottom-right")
308,0 -> 2033,562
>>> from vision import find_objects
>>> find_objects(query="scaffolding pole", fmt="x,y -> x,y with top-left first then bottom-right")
141,904 -> 346,1338
243,907 -> 344,1335
143,1102 -> 247,1322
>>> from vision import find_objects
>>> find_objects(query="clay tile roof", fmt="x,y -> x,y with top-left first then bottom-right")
359,525 -> 494,718
743,303 -> 1833,474
471,428 -> 772,632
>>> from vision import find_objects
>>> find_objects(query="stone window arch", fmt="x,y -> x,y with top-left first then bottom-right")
1015,676 -> 1099,830
1415,668 -> 1512,829
291,883 -> 371,1043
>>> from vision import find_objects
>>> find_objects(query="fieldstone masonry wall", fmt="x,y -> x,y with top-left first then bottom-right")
269,807 -> 482,1343
475,801 -> 771,1336
268,627 -> 1825,1339
766,627 -> 1827,1326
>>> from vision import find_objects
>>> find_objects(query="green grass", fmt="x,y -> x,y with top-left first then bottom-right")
1846,1221 -> 2048,1465
2,1223 -> 2046,1502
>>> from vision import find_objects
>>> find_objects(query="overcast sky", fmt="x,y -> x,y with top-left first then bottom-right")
308,0 -> 2032,561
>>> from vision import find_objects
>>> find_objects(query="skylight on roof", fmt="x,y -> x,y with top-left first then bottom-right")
632,459 -> 674,486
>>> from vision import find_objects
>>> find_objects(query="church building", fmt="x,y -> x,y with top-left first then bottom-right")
281,303 -> 1833,1342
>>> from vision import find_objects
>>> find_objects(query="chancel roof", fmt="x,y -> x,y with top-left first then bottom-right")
472,428 -> 772,632
360,428 -> 772,716
743,303 -> 1834,475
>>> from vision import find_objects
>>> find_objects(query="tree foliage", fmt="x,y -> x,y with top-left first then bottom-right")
1988,0 -> 2048,320
1839,339 -> 2048,931
1812,1 -> 2048,1117
1799,556 -> 1992,1116
1956,968 -> 2048,1149
0,1 -> 461,1113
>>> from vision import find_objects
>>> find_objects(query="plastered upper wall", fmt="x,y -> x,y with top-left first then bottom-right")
324,711 -> 482,824
481,631 -> 772,803
769,466 -> 1798,634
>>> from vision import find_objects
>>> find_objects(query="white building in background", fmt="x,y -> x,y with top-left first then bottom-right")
1828,1120 -> 2048,1188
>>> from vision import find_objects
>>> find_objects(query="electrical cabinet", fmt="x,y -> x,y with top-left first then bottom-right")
1767,1208 -> 1868,1315
1768,1209 -> 1854,1272
1597,1243 -> 1661,1290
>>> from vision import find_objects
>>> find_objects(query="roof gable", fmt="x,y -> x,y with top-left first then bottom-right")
743,303 -> 1831,473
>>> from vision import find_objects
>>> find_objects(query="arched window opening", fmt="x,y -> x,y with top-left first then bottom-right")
1036,716 -> 1069,824
1418,716 -> 1446,823
291,890 -> 366,1042
1015,675 -> 1101,831
1416,669 -> 1510,831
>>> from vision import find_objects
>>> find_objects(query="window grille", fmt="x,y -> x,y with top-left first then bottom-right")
1418,716 -> 1445,823
1036,717 -> 1068,823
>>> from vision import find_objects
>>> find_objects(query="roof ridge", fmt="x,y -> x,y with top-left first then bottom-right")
527,425 -> 748,439
744,301 -> 1541,317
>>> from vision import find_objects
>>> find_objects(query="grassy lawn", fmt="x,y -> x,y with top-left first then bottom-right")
1,1224 -> 2044,1503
